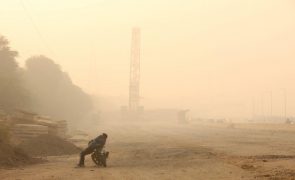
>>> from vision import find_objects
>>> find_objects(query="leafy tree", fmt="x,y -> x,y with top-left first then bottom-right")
25,56 -> 93,126
0,36 -> 28,112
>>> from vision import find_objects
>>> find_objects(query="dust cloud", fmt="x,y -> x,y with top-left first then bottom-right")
1,0 -> 295,179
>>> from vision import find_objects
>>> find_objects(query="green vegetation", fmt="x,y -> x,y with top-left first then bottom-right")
0,36 -> 28,112
0,35 -> 93,126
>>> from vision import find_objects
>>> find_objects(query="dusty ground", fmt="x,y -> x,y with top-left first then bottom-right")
1,121 -> 295,179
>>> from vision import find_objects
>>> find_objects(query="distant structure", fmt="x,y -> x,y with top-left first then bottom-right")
121,27 -> 143,120
178,109 -> 190,124
129,27 -> 141,111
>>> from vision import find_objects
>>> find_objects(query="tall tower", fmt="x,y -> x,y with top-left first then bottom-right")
129,28 -> 141,111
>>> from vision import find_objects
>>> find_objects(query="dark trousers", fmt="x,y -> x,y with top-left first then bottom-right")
78,145 -> 95,165
79,144 -> 103,165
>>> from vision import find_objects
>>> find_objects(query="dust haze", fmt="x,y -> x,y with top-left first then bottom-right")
1,0 -> 295,179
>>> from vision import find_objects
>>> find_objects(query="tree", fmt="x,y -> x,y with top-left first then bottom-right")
25,56 -> 93,126
0,36 -> 28,112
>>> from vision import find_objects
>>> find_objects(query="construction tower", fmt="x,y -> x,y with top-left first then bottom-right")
121,27 -> 143,120
129,27 -> 141,111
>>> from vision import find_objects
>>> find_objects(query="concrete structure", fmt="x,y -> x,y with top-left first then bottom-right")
178,109 -> 190,124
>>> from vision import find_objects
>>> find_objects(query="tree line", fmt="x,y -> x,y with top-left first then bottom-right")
0,36 -> 93,126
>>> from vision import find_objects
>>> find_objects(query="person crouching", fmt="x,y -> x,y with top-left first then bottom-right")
77,133 -> 108,167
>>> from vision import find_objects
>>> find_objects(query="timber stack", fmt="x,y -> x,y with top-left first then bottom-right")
2,109 -> 68,142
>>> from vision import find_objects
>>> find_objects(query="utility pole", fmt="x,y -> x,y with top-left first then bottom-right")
252,97 -> 256,120
261,93 -> 265,121
283,89 -> 287,121
270,91 -> 273,119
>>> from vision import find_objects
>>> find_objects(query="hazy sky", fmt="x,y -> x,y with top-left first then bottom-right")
1,0 -> 295,118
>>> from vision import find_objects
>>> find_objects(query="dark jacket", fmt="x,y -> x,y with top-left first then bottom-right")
89,135 -> 106,148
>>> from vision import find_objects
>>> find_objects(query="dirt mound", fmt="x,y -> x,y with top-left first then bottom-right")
0,126 -> 40,167
0,142 -> 39,167
18,134 -> 81,156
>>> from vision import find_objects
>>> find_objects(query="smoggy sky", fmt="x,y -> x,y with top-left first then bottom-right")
1,0 -> 295,118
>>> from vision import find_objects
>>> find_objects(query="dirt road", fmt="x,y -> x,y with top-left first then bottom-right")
1,122 -> 295,179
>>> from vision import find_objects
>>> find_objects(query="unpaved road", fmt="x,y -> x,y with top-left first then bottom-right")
2,122 -> 295,179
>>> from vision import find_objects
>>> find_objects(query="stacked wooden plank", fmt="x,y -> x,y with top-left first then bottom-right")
34,116 -> 67,138
9,110 -> 69,141
35,117 -> 58,136
12,110 -> 37,124
55,120 -> 67,139
12,124 -> 48,141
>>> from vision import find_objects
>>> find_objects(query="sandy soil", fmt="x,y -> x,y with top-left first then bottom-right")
1,121 -> 295,179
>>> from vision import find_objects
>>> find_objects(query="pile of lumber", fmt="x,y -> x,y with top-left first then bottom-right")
8,110 -> 68,142
55,120 -> 67,138
35,117 -> 67,138
12,124 -> 48,141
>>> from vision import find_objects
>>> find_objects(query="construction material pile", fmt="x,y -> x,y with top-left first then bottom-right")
18,134 -> 81,156
0,142 -> 38,167
0,125 -> 39,167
